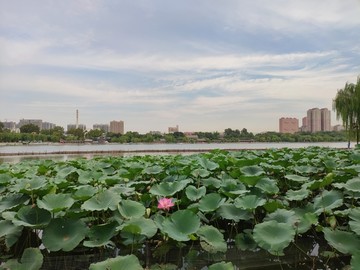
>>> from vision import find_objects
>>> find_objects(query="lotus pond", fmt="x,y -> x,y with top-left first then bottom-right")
0,147 -> 360,270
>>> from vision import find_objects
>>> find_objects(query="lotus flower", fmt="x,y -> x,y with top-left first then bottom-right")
158,198 -> 174,211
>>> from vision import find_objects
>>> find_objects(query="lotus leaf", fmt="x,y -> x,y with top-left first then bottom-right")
0,193 -> 29,213
220,179 -> 248,195
235,230 -> 257,251
73,185 -> 97,199
0,219 -> 23,247
344,177 -> 360,192
0,173 -> 11,184
293,208 -> 318,234
255,177 -> 279,194
351,251 -> 360,270
13,205 -> 51,228
202,177 -> 221,188
253,220 -> 295,255
119,217 -> 157,239
238,175 -> 262,186
42,218 -> 88,251
198,193 -> 225,212
349,208 -> 360,235
1,248 -> 43,270
83,221 -> 118,247
191,168 -> 211,178
285,188 -> 310,201
185,185 -> 206,201
81,190 -> 121,211
118,200 -> 145,219
12,176 -> 48,192
149,179 -> 190,196
240,165 -> 264,176
285,174 -> 309,183
234,194 -> 266,210
143,165 -> 163,175
89,254 -> 143,270
162,210 -> 200,241
313,190 -> 343,214
293,165 -> 319,174
208,261 -> 234,270
323,228 -> 360,254
263,209 -> 299,226
216,203 -> 252,221
37,193 -> 75,212
197,225 -> 227,253
198,157 -> 219,171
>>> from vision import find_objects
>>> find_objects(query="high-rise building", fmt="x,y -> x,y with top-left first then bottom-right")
279,118 -> 299,134
321,108 -> 331,131
306,108 -> 331,133
42,122 -> 56,130
93,124 -> 109,133
110,120 -> 124,134
168,125 -> 179,133
67,124 -> 86,131
301,117 -> 308,132
1,121 -> 16,132
18,119 -> 43,130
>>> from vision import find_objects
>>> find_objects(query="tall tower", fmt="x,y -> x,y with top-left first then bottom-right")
76,109 -> 79,129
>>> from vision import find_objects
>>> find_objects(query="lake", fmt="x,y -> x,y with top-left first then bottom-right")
0,141 -> 351,163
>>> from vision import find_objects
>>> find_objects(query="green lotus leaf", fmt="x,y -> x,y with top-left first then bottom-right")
220,179 -> 248,195
37,193 -> 75,212
0,173 -> 12,184
55,166 -> 78,179
83,221 -> 118,247
349,208 -> 360,235
0,219 -> 23,248
150,263 -> 177,270
235,230 -> 257,251
351,251 -> 360,270
263,200 -> 284,213
285,188 -> 310,201
77,170 -> 102,184
238,175 -> 262,186
216,204 -> 252,222
344,177 -> 360,192
42,218 -> 88,251
81,190 -> 121,211
198,193 -> 225,212
323,228 -> 360,254
191,168 -> 211,178
208,261 -> 234,270
253,220 -> 295,255
13,205 -> 51,228
0,194 -> 30,213
293,165 -> 319,174
313,190 -> 343,214
143,165 -> 163,175
202,177 -> 221,188
89,254 -> 143,270
149,179 -> 190,196
197,225 -> 227,253
285,174 -> 309,183
309,173 -> 334,190
162,210 -> 200,241
198,158 -> 219,171
234,194 -> 266,210
11,176 -> 48,193
263,209 -> 299,226
73,185 -> 98,200
1,248 -> 43,270
255,177 -> 279,194
118,200 -> 145,219
185,185 -> 206,201
240,165 -> 264,176
119,217 -> 157,238
293,208 -> 318,234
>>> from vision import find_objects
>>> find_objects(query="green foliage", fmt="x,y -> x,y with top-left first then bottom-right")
19,123 -> 40,134
0,147 -> 360,268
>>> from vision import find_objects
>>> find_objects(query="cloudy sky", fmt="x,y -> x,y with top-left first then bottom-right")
1,0 -> 359,133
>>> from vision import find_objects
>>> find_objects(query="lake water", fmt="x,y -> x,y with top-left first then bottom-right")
0,141 -> 351,163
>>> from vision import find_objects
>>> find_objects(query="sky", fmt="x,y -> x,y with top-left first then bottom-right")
0,0 -> 360,133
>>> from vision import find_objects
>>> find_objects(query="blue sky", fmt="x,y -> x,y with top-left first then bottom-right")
1,0 -> 359,133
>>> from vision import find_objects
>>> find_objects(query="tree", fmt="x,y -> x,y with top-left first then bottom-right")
0,122 -> 4,133
67,128 -> 85,141
333,76 -> 360,145
20,124 -> 40,134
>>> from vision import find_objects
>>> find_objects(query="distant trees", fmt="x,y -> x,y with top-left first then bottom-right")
20,124 -> 40,134
0,122 -> 3,133
333,76 -> 360,145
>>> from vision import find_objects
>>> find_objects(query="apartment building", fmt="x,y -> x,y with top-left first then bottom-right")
279,118 -> 299,134
109,120 -> 124,134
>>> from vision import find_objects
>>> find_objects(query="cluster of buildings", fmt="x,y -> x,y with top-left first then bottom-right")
279,107 -> 343,134
1,119 -> 57,132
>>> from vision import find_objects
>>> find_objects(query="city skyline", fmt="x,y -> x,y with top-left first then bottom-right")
1,1 -> 359,133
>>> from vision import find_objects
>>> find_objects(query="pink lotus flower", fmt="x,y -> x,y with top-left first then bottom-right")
157,198 -> 174,211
